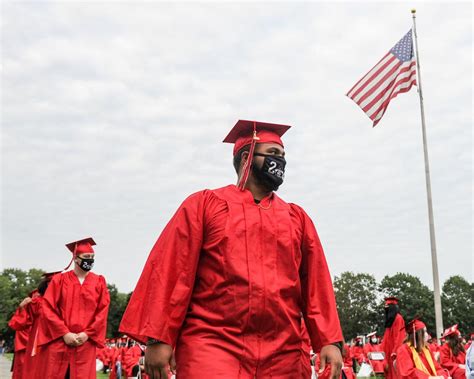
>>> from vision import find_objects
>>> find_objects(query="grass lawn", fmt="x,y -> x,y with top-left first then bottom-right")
97,372 -> 109,379
4,353 -> 13,361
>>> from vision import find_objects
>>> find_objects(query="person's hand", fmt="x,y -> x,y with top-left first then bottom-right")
76,332 -> 89,345
458,364 -> 466,369
144,343 -> 176,379
63,332 -> 79,346
19,297 -> 32,308
319,345 -> 343,379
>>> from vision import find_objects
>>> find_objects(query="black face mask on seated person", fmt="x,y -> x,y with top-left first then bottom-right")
251,153 -> 286,192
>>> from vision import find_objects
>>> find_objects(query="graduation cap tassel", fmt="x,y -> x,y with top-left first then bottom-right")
237,122 -> 260,191
63,243 -> 77,270
413,322 -> 417,348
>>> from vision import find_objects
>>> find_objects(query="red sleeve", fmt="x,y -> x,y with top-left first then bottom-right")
119,191 -> 206,346
385,315 -> 406,360
396,344 -> 430,379
293,204 -> 344,353
84,275 -> 110,348
8,305 -> 32,331
393,315 -> 407,350
37,274 -> 70,345
439,345 -> 458,374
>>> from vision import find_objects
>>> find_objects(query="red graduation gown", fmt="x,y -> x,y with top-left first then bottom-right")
382,313 -> 406,379
8,305 -> 33,379
439,344 -> 466,379
34,271 -> 110,379
108,346 -> 124,379
21,296 -> 43,377
120,184 -> 343,378
396,343 -> 448,379
343,344 -> 356,379
351,345 -> 365,364
364,342 -> 385,373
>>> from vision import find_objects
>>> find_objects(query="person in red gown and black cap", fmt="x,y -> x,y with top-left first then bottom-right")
381,297 -> 406,379
33,237 -> 110,379
396,318 -> 448,379
439,325 -> 466,379
119,120 -> 344,379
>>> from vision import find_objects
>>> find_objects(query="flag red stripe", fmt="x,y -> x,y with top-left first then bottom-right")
362,62 -> 416,113
346,52 -> 391,96
369,72 -> 416,120
356,60 -> 403,105
350,55 -> 397,100
372,81 -> 416,126
369,71 -> 417,122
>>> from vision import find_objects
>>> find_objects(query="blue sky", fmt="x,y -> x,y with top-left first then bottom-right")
2,1 -> 472,292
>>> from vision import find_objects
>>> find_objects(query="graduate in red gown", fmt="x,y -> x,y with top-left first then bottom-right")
34,237 -> 110,379
20,272 -> 58,377
122,342 -> 151,378
396,319 -> 448,379
426,335 -> 440,353
351,336 -> 366,366
439,325 -> 466,379
364,332 -> 385,374
120,120 -> 344,379
8,293 -> 35,379
382,297 -> 406,379
342,344 -> 356,379
10,271 -> 59,379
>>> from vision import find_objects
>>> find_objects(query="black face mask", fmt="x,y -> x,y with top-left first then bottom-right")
78,257 -> 94,272
252,153 -> 286,192
384,304 -> 399,328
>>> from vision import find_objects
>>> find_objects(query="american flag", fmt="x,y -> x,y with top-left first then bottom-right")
347,29 -> 417,127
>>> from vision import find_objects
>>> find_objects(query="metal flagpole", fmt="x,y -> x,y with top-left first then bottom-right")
411,9 -> 444,339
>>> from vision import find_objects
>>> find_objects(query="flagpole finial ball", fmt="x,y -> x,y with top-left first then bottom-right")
411,9 -> 416,13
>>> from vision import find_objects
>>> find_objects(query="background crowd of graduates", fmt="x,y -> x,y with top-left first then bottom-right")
2,267 -> 472,379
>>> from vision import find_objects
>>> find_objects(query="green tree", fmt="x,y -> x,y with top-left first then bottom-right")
333,272 -> 381,339
442,275 -> 473,336
379,273 -> 435,334
107,284 -> 129,338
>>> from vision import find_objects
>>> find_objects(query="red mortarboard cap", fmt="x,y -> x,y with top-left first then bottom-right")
405,318 -> 426,348
384,297 -> 399,306
442,324 -> 460,338
64,237 -> 96,270
223,119 -> 291,190
223,119 -> 291,155
406,319 -> 426,333
66,237 -> 96,255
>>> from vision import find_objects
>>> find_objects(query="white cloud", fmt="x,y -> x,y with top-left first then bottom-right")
2,2 -> 472,293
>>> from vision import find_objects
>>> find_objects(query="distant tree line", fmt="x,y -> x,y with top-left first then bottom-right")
1,268 -> 472,346
333,271 -> 473,340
